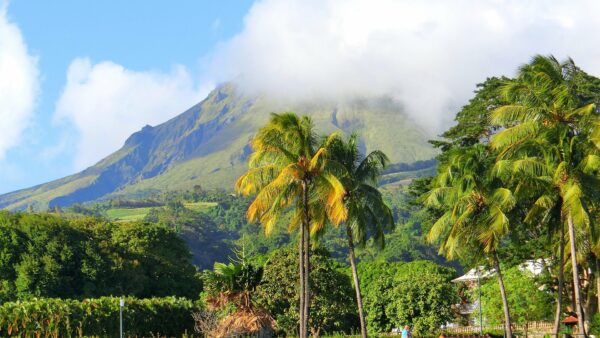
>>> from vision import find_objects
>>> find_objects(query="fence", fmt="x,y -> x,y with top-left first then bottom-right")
444,321 -> 555,335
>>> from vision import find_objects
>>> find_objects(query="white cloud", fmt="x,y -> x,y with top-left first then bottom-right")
0,2 -> 38,160
54,58 -> 212,169
210,0 -> 600,132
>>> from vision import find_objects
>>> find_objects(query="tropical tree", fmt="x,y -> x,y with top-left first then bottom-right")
235,113 -> 346,337
475,266 -> 553,338
490,55 -> 600,336
424,144 -> 516,337
329,133 -> 394,338
256,246 -> 356,336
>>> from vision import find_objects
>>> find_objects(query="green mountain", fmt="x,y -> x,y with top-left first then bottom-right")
0,83 -> 437,210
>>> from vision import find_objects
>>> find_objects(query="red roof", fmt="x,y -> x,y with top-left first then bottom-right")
562,316 -> 578,324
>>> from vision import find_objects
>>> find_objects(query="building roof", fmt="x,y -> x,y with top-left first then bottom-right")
562,316 -> 578,324
452,267 -> 494,283
452,259 -> 550,283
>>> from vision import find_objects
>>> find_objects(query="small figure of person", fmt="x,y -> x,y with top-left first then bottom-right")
401,325 -> 412,338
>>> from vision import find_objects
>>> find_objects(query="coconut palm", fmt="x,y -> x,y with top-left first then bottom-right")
328,134 -> 393,338
424,144 -> 516,337
490,55 -> 600,336
235,112 -> 346,337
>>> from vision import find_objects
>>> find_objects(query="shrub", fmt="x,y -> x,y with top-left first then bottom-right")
0,296 -> 201,337
590,312 -> 600,335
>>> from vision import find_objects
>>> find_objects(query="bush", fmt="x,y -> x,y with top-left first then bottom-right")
0,296 -> 201,337
590,312 -> 600,335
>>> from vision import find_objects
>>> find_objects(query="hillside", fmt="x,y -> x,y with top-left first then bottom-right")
0,83 -> 437,210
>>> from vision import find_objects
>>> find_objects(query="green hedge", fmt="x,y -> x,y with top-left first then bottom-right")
0,296 -> 201,337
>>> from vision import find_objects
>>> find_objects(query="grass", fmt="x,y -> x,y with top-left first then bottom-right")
105,207 -> 152,222
183,201 -> 218,211
105,202 -> 217,222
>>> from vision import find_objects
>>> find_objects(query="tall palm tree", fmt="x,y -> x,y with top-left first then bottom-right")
328,134 -> 394,338
424,145 -> 516,337
236,113 -> 346,337
490,55 -> 600,336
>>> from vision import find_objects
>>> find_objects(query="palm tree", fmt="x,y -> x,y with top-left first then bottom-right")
328,134 -> 394,338
236,113 -> 346,337
424,145 -> 516,337
490,55 -> 600,336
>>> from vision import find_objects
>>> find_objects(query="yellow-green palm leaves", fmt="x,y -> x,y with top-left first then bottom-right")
235,112 -> 347,337
425,145 -> 515,259
236,112 -> 347,234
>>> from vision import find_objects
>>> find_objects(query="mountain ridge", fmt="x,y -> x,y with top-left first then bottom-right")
0,83 -> 437,210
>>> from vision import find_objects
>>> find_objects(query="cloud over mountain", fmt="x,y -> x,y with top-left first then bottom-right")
210,0 -> 600,131
0,2 -> 38,160
54,59 -> 212,169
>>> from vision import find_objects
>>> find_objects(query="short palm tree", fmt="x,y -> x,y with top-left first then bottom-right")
424,144 -> 516,337
329,134 -> 393,338
490,55 -> 600,336
236,112 -> 346,337
203,250 -> 275,337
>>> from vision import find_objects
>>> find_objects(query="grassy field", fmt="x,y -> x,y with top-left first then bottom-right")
105,207 -> 153,222
183,201 -> 218,211
105,202 -> 217,222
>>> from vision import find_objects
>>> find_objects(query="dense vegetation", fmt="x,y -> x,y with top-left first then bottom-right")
0,296 -> 199,337
420,55 -> 600,337
357,260 -> 457,335
0,211 -> 201,302
256,246 -> 357,336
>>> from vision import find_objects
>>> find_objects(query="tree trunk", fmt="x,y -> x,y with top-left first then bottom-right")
553,224 -> 565,338
299,211 -> 306,338
302,181 -> 311,337
567,215 -> 586,337
346,225 -> 368,338
304,222 -> 310,337
493,252 -> 513,338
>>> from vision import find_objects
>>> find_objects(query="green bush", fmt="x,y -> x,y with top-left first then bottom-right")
590,312 -> 600,335
0,296 -> 201,337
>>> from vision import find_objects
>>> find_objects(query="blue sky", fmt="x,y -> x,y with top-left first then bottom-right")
2,0 -> 600,194
0,1 -> 253,193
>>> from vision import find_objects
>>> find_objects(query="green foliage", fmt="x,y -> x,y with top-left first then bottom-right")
589,313 -> 600,335
144,201 -> 234,269
358,261 -> 400,333
359,261 -> 457,335
474,267 -> 553,325
0,296 -> 200,337
0,211 -> 201,302
431,77 -> 508,151
256,246 -> 357,336
203,249 -> 264,295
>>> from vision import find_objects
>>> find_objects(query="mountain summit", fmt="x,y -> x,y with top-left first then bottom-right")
0,83 -> 436,210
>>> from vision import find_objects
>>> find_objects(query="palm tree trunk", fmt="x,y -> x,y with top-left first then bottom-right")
553,224 -> 565,338
346,225 -> 368,338
567,215 -> 586,337
304,222 -> 310,336
493,252 -> 513,338
302,181 -> 311,337
299,216 -> 306,338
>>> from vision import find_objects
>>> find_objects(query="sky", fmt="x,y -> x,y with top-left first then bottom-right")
2,0 -> 600,194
